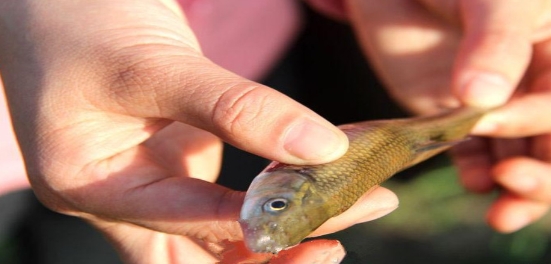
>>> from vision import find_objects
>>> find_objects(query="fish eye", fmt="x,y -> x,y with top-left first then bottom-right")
264,198 -> 288,212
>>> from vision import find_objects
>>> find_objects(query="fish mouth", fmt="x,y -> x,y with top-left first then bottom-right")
239,220 -> 287,253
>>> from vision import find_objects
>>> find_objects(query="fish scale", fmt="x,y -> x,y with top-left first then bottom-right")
309,125 -> 413,214
240,107 -> 488,253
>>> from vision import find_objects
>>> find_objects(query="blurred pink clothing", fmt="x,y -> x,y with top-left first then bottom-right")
0,0 -> 343,195
0,90 -> 27,194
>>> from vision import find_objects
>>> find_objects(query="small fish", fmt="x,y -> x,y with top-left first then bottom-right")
239,107 -> 488,253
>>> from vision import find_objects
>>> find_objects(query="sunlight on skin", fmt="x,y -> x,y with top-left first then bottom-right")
310,187 -> 398,237
345,0 -> 551,234
376,25 -> 445,56
219,239 -> 346,263
7,0 -> 551,262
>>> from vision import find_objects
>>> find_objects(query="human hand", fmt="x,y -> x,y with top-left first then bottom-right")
0,0 -> 398,262
95,186 -> 396,263
345,0 -> 551,232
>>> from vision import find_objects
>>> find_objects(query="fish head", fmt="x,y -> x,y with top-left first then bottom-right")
239,169 -> 331,253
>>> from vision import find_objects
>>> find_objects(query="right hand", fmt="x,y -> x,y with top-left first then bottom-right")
345,0 -> 551,233
0,0 -> 398,262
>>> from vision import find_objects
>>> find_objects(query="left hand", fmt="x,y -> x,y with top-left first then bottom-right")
344,0 -> 551,232
0,1 -> 398,262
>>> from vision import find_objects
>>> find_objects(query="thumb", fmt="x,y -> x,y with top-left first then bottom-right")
452,0 -> 538,108
109,53 -> 348,165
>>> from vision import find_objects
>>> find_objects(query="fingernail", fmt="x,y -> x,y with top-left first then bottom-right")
505,175 -> 538,193
459,73 -> 512,109
471,115 -> 499,134
506,213 -> 532,232
284,119 -> 348,163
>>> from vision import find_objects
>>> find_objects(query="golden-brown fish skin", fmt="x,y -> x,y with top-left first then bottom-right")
239,170 -> 332,253
240,107 -> 487,253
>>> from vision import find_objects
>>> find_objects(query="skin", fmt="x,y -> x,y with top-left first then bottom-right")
345,0 -> 551,232
1,0 -> 549,262
0,0 -> 396,263
241,108 -> 485,253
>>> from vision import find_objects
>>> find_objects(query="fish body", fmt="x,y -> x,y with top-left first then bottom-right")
239,107 -> 487,253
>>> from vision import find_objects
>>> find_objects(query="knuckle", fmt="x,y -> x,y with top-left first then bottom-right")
211,84 -> 275,139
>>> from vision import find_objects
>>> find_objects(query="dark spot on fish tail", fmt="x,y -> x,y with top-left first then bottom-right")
430,133 -> 446,142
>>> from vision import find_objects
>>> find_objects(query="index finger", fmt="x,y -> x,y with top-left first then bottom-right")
470,38 -> 551,137
453,0 -> 542,108
309,186 -> 399,237
472,92 -> 551,137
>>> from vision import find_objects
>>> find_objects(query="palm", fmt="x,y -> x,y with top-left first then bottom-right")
13,0 -> 239,238
8,0 -> 245,260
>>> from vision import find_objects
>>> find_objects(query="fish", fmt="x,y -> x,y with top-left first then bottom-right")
239,107 -> 488,253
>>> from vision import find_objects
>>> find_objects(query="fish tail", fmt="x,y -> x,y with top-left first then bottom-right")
414,107 -> 488,141
405,107 -> 489,167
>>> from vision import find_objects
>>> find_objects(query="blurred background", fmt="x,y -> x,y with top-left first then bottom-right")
2,3 -> 551,264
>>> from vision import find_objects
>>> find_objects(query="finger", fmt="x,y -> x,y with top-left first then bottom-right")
490,138 -> 529,161
95,221 -> 220,264
453,0 -> 539,108
469,37 -> 551,137
487,193 -> 549,233
61,156 -> 246,243
143,122 -> 223,182
451,137 -> 496,192
533,134 -> 551,161
471,92 -> 551,137
493,157 -> 551,203
271,240 -> 346,264
218,240 -> 273,263
106,54 -> 348,165
309,186 -> 399,237
346,0 -> 462,113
